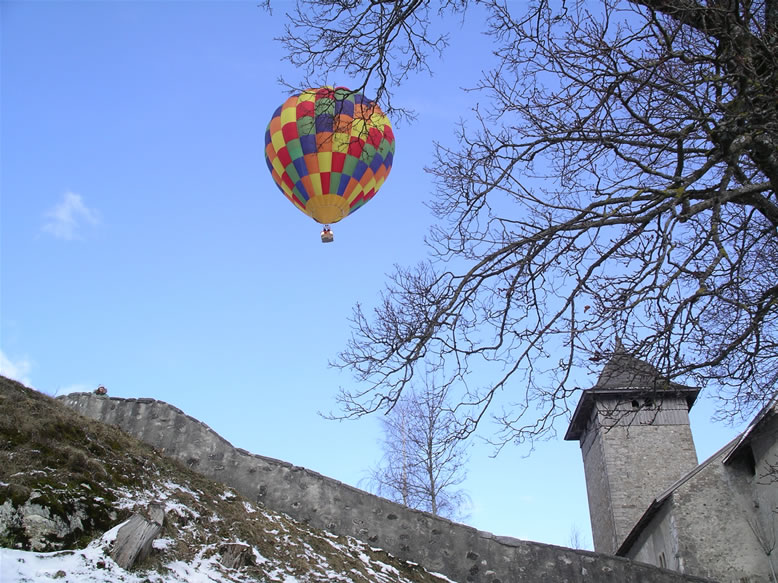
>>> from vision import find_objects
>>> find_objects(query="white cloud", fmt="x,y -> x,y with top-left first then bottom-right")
0,350 -> 32,386
42,191 -> 101,240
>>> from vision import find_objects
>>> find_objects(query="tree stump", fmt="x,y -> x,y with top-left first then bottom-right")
110,504 -> 164,570
219,542 -> 254,569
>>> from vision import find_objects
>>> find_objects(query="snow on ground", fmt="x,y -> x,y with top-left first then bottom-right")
0,530 -> 449,583
0,516 -> 444,583
0,472 -> 449,583
161,481 -> 201,500
0,523 -> 269,583
219,489 -> 238,501
1,542 -> 284,583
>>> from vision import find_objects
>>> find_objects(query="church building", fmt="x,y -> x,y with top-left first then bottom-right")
565,345 -> 778,583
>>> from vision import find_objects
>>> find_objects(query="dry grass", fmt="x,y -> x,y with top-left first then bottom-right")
0,376 -> 447,582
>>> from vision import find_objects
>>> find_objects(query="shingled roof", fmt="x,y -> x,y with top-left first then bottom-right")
564,343 -> 700,441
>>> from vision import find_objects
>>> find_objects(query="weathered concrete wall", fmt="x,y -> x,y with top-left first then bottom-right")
60,393 -> 715,583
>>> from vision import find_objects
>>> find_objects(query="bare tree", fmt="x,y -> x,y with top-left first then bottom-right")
279,0 -> 778,447
367,379 -> 470,519
567,523 -> 592,550
277,0 -> 468,121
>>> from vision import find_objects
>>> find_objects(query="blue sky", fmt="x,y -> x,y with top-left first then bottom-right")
1,0 -> 750,549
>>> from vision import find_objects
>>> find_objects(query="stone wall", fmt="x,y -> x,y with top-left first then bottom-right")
579,417 -> 618,554
60,393 -> 715,583
578,396 -> 699,554
671,449 -> 770,582
748,406 -> 778,575
625,440 -> 775,582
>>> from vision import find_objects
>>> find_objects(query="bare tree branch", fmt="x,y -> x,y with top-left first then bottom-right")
365,376 -> 470,519
276,0 -> 469,120
281,0 -> 778,447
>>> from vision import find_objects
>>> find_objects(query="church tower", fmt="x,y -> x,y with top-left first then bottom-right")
564,344 -> 700,554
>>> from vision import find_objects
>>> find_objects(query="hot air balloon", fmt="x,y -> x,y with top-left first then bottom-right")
264,86 -> 395,242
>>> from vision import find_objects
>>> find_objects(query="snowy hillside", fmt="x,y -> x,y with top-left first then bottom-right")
0,376 -> 452,583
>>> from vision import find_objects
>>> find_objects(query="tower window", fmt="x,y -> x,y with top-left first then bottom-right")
658,551 -> 667,569
644,398 -> 654,407
631,400 -> 640,409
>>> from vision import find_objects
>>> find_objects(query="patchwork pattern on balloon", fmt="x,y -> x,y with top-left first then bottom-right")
265,87 -> 395,225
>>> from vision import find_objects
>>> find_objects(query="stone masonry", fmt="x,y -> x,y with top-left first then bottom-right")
565,346 -> 700,556
571,396 -> 699,554
60,392 -> 715,583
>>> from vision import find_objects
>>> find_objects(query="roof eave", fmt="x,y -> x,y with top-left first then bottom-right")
564,385 -> 700,442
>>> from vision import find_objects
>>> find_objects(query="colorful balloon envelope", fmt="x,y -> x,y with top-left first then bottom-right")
264,86 -> 395,225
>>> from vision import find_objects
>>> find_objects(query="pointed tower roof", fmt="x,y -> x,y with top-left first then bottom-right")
594,339 -> 668,389
564,343 -> 699,440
